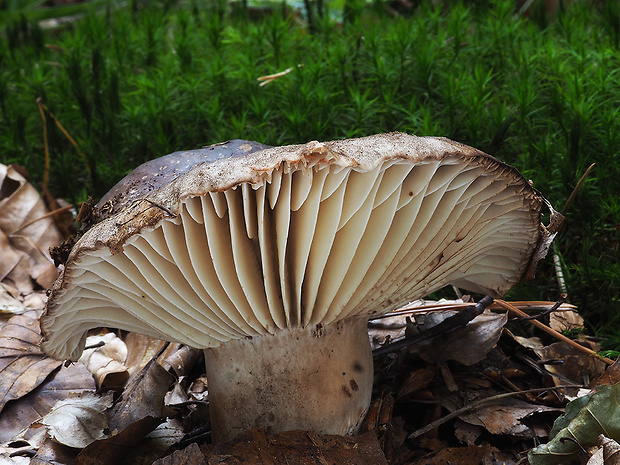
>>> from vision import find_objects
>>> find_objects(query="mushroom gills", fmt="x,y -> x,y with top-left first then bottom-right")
46,154 -> 539,352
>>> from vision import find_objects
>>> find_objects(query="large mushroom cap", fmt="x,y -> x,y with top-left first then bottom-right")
41,132 -> 550,361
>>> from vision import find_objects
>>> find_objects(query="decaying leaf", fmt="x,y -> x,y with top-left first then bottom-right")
593,358 -> 620,387
117,419 -> 187,465
151,442 -> 210,465
30,438 -> 79,465
124,333 -> 176,377
40,391 -> 114,449
75,359 -> 175,465
549,309 -> 584,333
0,314 -> 62,413
0,362 -> 95,445
0,453 -> 31,465
528,384 -> 620,465
109,358 -> 175,433
0,164 -> 63,289
586,445 -> 604,465
78,332 -> 129,390
161,345 -> 202,378
368,298 -> 467,349
0,282 -> 26,317
442,394 -> 562,437
600,434 -> 620,465
413,310 -> 508,365
533,341 -> 607,387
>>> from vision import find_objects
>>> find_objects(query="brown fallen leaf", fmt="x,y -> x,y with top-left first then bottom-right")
533,341 -> 608,387
397,366 -> 437,400
206,428 -> 388,465
78,332 -> 129,390
152,442 -> 210,465
0,362 -> 95,445
600,434 -> 620,465
109,358 -> 176,433
0,229 -> 25,285
31,438 -> 79,465
0,164 -> 63,289
0,314 -> 62,413
593,358 -> 620,387
115,419 -> 187,465
0,282 -> 25,317
549,308 -> 584,333
75,359 -> 176,465
40,391 -> 114,448
413,310 -> 508,365
162,345 -> 202,378
0,453 -> 31,465
442,393 -> 562,437
124,333 -> 178,377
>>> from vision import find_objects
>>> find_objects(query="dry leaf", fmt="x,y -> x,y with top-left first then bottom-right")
30,438 -> 79,465
0,314 -> 62,413
586,446 -> 604,465
0,362 -> 95,444
414,310 -> 508,365
397,366 -> 436,400
119,419 -> 187,465
109,358 -> 175,433
533,341 -> 607,387
594,358 -> 620,387
0,454 -> 31,465
124,333 -> 175,377
442,393 -> 562,437
549,309 -> 584,333
162,345 -> 202,378
75,359 -> 175,465
152,443 -> 209,465
78,333 -> 129,390
0,281 -> 24,317
0,164 -> 63,289
40,391 -> 114,449
601,434 -> 620,465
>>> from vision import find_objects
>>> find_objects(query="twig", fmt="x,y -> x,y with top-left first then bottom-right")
515,294 -> 566,321
408,386 -> 573,439
372,296 -> 494,358
36,98 -> 50,191
10,204 -> 74,235
562,163 -> 595,216
494,299 -> 614,365
36,98 -> 90,184
257,64 -> 303,86
549,163 -> 595,296
369,300 -> 576,321
155,341 -> 171,360
8,234 -> 55,265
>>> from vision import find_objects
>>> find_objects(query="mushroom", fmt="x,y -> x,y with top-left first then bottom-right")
41,132 -> 558,442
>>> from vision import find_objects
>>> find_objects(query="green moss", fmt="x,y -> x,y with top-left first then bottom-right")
1,0 -> 618,333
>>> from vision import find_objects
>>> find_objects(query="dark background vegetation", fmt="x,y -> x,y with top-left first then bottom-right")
1,0 -> 618,344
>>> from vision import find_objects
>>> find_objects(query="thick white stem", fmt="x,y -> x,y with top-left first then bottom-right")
204,317 -> 373,443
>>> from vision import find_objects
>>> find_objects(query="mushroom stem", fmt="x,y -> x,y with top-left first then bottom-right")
204,317 -> 373,443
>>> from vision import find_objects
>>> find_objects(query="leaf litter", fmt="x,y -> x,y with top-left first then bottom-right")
1,165 -> 619,464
